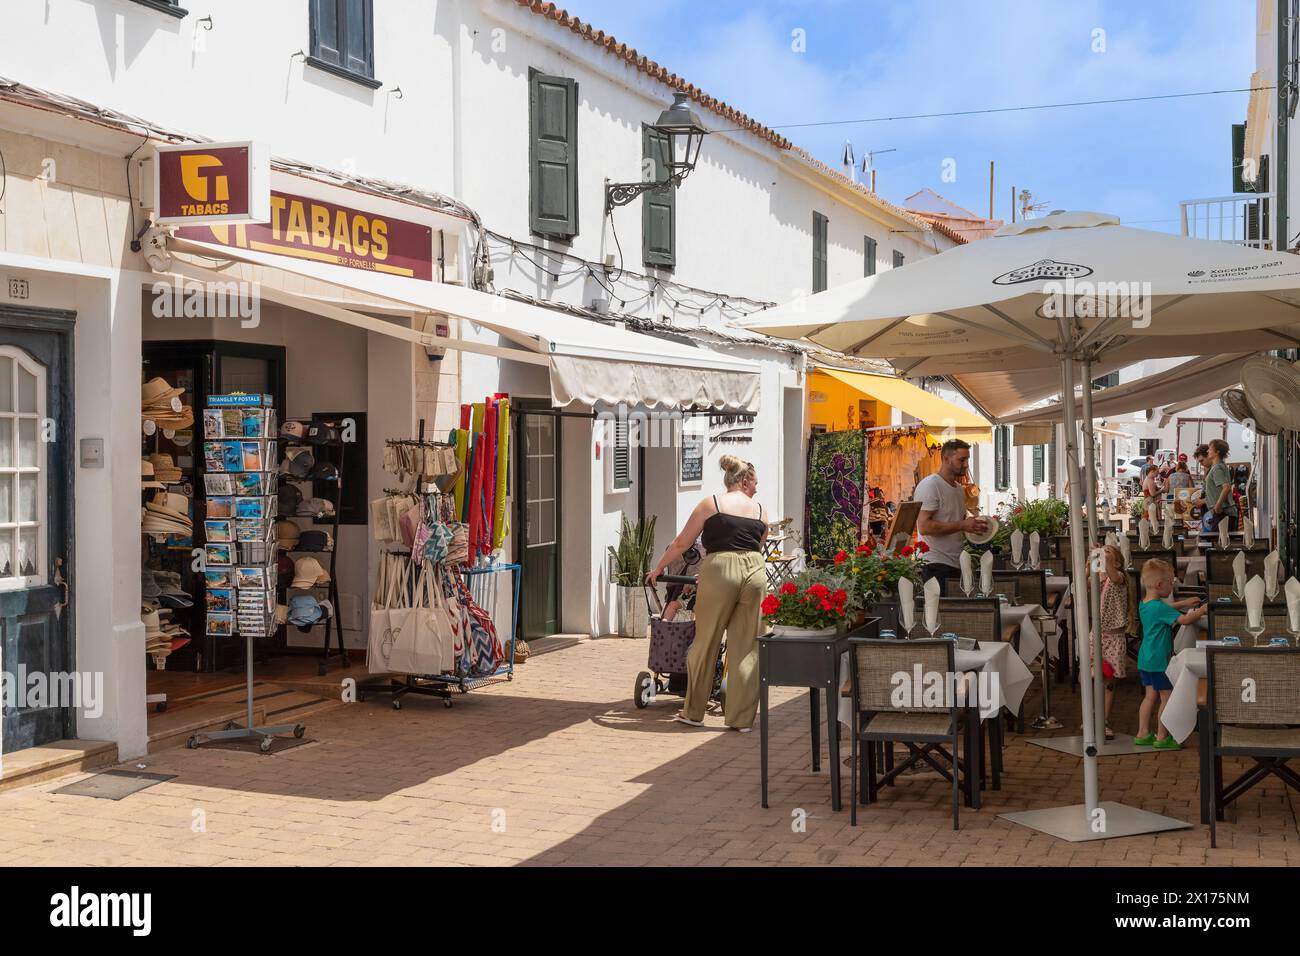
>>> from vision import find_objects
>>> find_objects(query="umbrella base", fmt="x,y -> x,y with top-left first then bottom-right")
1001,801 -> 1190,842
1028,735 -> 1160,757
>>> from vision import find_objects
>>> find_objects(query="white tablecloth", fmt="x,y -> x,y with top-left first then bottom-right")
1177,555 -> 1206,586
1173,615 -> 1207,653
1162,647 -> 1205,743
837,640 -> 1033,726
1000,603 -> 1050,664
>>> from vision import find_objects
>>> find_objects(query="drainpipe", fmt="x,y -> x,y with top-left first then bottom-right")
1278,0 -> 1290,253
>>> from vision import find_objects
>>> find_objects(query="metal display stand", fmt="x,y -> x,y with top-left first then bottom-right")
187,632 -> 305,752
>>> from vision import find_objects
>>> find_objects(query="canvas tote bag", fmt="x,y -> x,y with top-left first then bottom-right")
388,561 -> 456,675
367,555 -> 410,674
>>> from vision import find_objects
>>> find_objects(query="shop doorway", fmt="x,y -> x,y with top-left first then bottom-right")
514,403 -> 561,638
0,307 -> 74,754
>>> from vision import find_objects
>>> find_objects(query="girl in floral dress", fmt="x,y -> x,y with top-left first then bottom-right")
1096,544 -> 1131,740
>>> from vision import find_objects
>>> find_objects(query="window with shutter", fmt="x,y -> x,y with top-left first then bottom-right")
995,425 -> 1011,491
642,126 -> 676,268
893,250 -> 905,268
308,0 -> 377,87
529,70 -> 580,242
812,212 -> 828,293
1032,444 -> 1045,485
610,417 -> 631,492
864,236 -> 877,277
129,0 -> 188,17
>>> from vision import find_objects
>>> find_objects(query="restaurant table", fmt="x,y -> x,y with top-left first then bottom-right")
1163,647 -> 1206,745
1000,603 -> 1051,664
759,624 -> 872,812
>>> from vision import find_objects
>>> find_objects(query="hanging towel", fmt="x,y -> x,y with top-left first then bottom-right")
493,398 -> 511,550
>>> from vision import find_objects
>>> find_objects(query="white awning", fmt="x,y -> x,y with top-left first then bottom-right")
165,237 -> 761,412
996,353 -> 1250,426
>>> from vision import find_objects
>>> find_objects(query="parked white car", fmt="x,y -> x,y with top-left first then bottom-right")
1116,457 -> 1147,492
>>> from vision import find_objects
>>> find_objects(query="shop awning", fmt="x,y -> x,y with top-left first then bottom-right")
996,353 -> 1249,426
813,366 -> 992,442
1013,423 -> 1053,446
165,238 -> 761,412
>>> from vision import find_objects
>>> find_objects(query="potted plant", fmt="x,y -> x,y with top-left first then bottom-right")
839,542 -> 926,634
762,574 -> 852,637
608,512 -> 657,637
1001,496 -> 1068,562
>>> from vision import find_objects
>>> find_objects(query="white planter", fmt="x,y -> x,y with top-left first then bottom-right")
617,585 -> 649,638
770,624 -> 838,638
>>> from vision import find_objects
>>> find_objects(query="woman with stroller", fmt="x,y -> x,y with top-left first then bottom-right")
648,455 -> 767,731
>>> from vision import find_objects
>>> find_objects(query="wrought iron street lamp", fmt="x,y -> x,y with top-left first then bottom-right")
605,92 -> 709,212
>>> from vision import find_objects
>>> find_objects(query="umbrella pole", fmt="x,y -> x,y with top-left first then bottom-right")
1059,351 -> 1101,816
1080,359 -> 1106,747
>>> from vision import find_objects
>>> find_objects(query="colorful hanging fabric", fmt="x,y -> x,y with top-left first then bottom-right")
483,399 -> 498,548
492,398 -> 510,550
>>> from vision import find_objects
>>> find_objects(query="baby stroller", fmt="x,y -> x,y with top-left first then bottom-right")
634,571 -> 727,711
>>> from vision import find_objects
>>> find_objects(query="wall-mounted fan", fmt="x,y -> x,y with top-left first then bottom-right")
1240,356 -> 1300,433
1219,387 -> 1272,433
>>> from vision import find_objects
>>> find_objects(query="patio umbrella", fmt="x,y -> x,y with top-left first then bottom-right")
738,210 -> 1300,841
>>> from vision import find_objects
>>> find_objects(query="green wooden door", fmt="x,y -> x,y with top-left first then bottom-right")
0,308 -> 74,754
516,407 -> 560,638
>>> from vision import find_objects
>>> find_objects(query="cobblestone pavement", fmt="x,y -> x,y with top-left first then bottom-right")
2,636 -> 1297,866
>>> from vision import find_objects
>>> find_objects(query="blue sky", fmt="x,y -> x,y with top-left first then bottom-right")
554,0 -> 1256,231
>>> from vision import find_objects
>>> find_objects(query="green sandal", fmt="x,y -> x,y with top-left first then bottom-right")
1133,734 -> 1156,746
1153,736 -> 1182,751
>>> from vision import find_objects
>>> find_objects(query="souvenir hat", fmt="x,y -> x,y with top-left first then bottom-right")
274,603 -> 289,626
298,530 -> 332,552
275,518 -> 301,550
141,567 -> 162,599
306,423 -> 340,445
288,450 -> 316,479
291,556 -> 330,589
308,461 -> 339,481
147,453 -> 183,483
141,377 -> 184,406
141,460 -> 166,490
280,421 -> 307,439
287,594 -> 323,627
279,446 -> 313,476
145,492 -> 192,525
276,551 -> 295,581
302,497 -> 335,517
278,483 -> 303,515
144,405 -> 195,431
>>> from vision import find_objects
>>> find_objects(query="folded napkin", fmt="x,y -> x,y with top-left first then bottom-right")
1242,519 -> 1255,548
1010,529 -> 1024,566
1162,521 -> 1174,551
1028,531 -> 1041,569
1149,499 -> 1162,533
979,549 -> 994,595
898,577 -> 915,633
1118,533 -> 1132,569
1244,575 -> 1265,630
1104,532 -> 1119,548
1219,522 -> 1230,550
1138,519 -> 1151,550
1233,550 -> 1247,597
1286,577 -> 1300,633
923,576 -> 941,634
1265,549 -> 1281,599
959,550 -> 974,595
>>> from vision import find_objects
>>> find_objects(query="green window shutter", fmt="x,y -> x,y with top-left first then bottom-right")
812,212 -> 828,293
1032,444 -> 1044,485
611,418 -> 631,491
341,0 -> 374,79
310,0 -> 342,66
995,425 -> 1010,491
893,249 -> 905,268
642,126 -> 676,268
529,70 -> 579,241
864,236 -> 877,277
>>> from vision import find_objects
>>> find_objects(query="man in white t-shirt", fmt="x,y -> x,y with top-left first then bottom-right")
914,439 -> 989,589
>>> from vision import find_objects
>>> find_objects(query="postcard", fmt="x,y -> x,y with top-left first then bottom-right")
206,588 -> 234,613
206,613 -> 234,637
203,520 -> 232,543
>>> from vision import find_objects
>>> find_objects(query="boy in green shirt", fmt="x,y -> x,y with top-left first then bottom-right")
1135,559 -> 1207,750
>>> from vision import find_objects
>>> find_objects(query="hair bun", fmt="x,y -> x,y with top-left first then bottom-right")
719,453 -> 743,473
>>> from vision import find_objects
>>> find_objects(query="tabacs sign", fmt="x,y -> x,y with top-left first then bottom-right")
177,191 -> 434,281
154,142 -> 270,225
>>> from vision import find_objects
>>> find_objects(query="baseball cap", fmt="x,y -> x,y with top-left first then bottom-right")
298,530 -> 333,552
287,594 -> 323,627
275,518 -> 302,551
280,421 -> 307,439
308,461 -> 339,481
290,556 -> 330,589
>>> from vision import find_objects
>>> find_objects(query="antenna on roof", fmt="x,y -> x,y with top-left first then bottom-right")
864,148 -> 896,192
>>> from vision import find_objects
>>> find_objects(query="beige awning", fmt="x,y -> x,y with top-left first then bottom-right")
166,237 -> 761,412
1013,423 -> 1053,446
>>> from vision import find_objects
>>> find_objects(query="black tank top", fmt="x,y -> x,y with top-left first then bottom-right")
701,496 -> 765,554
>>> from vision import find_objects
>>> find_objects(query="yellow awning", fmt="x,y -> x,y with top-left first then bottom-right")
813,367 -> 992,443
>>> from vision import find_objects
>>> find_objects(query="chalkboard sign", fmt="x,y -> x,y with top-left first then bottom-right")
680,432 -> 704,484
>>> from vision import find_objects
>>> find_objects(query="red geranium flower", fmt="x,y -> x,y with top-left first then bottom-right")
806,583 -> 830,598
761,594 -> 780,616
779,582 -> 798,595
819,599 -> 833,612
855,544 -> 870,554
916,541 -> 930,554
831,589 -> 848,605
833,550 -> 848,565
899,545 -> 915,557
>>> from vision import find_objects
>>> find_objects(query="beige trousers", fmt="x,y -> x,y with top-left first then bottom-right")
682,550 -> 766,727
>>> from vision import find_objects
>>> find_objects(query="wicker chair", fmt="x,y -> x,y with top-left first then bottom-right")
994,569 -> 1048,608
1204,647 -> 1300,847
849,638 -> 967,830
1204,549 -> 1282,604
1207,605 -> 1293,643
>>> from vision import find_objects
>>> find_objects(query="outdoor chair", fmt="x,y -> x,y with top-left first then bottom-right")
994,568 -> 1048,608
1204,647 -> 1300,847
1208,605 -> 1292,643
849,638 -> 969,830
1204,549 -> 1281,605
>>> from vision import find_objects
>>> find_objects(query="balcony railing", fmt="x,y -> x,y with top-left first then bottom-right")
1179,193 -> 1273,249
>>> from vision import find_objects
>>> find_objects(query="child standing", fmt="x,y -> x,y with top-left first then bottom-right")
1135,558 -> 1207,750
1096,545 -> 1130,740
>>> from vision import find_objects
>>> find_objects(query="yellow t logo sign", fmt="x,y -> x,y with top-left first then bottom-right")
180,154 -> 229,202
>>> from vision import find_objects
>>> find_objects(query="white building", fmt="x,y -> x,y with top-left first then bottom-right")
0,0 -> 967,765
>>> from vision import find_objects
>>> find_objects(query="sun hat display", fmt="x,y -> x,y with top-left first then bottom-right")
277,482 -> 303,515
141,377 -> 184,406
275,518 -> 302,550
141,567 -> 162,600
147,453 -> 183,483
145,492 -> 192,526
287,594 -> 323,627
280,446 -> 314,477
301,497 -> 335,517
141,460 -> 166,490
290,555 -> 330,589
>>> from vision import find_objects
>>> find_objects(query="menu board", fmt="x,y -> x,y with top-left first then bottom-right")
680,432 -> 704,484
